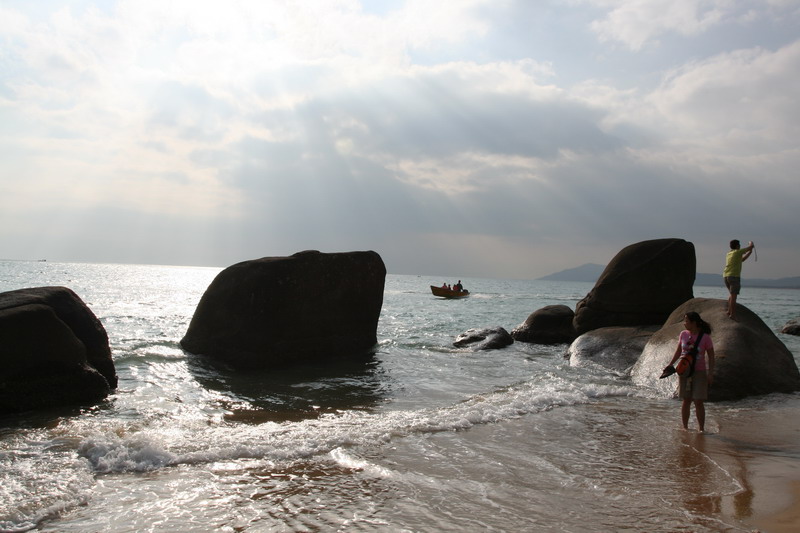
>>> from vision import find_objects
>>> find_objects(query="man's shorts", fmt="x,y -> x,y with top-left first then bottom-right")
724,276 -> 741,295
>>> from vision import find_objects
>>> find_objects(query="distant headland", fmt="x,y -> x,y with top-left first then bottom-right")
538,263 -> 800,289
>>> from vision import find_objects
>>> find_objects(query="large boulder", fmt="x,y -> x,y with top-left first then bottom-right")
782,319 -> 800,336
631,298 -> 800,401
573,238 -> 695,335
180,250 -> 386,369
454,327 -> 514,351
568,326 -> 659,373
511,305 -> 576,345
0,286 -> 116,414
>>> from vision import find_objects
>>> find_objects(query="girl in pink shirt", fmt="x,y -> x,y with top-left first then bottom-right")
667,312 -> 716,432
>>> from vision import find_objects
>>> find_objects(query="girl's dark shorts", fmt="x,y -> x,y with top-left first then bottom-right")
680,371 -> 708,400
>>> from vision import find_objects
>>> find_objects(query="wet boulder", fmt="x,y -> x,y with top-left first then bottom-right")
631,298 -> 800,401
454,327 -> 513,351
573,238 -> 695,335
511,305 -> 576,345
0,286 -> 116,414
782,319 -> 800,336
568,326 -> 659,373
181,250 -> 386,370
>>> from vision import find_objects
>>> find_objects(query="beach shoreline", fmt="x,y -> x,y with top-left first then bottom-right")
753,481 -> 800,533
363,393 -> 800,532
703,399 -> 800,532
642,394 -> 800,532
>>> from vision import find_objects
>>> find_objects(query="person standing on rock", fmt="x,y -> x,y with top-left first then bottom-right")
666,312 -> 715,432
723,239 -> 754,320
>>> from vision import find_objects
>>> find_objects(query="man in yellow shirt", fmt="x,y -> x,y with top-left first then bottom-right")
723,239 -> 755,319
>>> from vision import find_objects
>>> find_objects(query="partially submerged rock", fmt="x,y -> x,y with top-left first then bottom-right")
782,318 -> 800,336
632,298 -> 800,401
568,326 -> 659,373
512,305 -> 576,345
181,250 -> 386,370
454,327 -> 513,351
0,286 -> 116,414
574,239 -> 695,335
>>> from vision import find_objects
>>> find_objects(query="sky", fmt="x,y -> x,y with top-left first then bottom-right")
1,0 -> 798,280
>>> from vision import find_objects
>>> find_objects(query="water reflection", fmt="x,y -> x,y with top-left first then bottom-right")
186,354 -> 389,423
732,451 -> 754,519
677,432 -> 723,517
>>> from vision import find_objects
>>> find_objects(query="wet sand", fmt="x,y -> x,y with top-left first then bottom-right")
702,400 -> 800,532
754,481 -> 800,533
366,395 -> 800,532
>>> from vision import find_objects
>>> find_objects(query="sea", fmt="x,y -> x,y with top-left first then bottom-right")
1,260 -> 800,533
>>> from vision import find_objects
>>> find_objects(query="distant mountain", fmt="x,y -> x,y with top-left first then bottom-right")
695,273 -> 722,287
539,264 -> 800,289
537,264 -> 604,282
718,276 -> 800,289
689,273 -> 800,289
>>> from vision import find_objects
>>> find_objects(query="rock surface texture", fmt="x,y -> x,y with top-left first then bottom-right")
782,319 -> 800,336
567,326 -> 659,373
632,298 -> 800,401
511,305 -> 576,345
573,238 -> 696,335
453,327 -> 514,351
0,286 -> 117,414
181,250 -> 386,369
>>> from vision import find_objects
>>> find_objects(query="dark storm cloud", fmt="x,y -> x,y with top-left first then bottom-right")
211,67 -> 631,242
220,133 -> 453,242
311,77 -> 621,160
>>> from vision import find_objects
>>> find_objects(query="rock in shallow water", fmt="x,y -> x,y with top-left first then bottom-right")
782,318 -> 800,336
568,326 -> 659,373
0,286 -> 116,414
181,250 -> 386,370
454,327 -> 513,351
512,304 -> 576,345
632,298 -> 800,401
573,238 -> 695,335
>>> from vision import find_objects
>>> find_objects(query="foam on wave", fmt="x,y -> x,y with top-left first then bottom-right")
77,376 -> 637,474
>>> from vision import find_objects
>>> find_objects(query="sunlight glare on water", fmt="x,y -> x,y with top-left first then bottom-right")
1,261 -> 799,532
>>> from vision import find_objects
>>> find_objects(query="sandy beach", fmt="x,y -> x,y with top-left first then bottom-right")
754,481 -> 800,533
702,399 -> 800,532
356,393 -> 800,532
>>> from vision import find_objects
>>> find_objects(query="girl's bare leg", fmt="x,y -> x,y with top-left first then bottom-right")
695,400 -> 705,432
681,398 -> 692,430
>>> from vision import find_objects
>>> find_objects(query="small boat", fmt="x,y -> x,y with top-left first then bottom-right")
430,285 -> 470,298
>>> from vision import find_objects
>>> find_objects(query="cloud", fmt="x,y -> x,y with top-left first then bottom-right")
649,41 -> 800,150
146,80 -> 235,141
587,0 -> 733,50
596,38 -> 800,232
0,0 -> 798,279
204,59 -> 627,247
